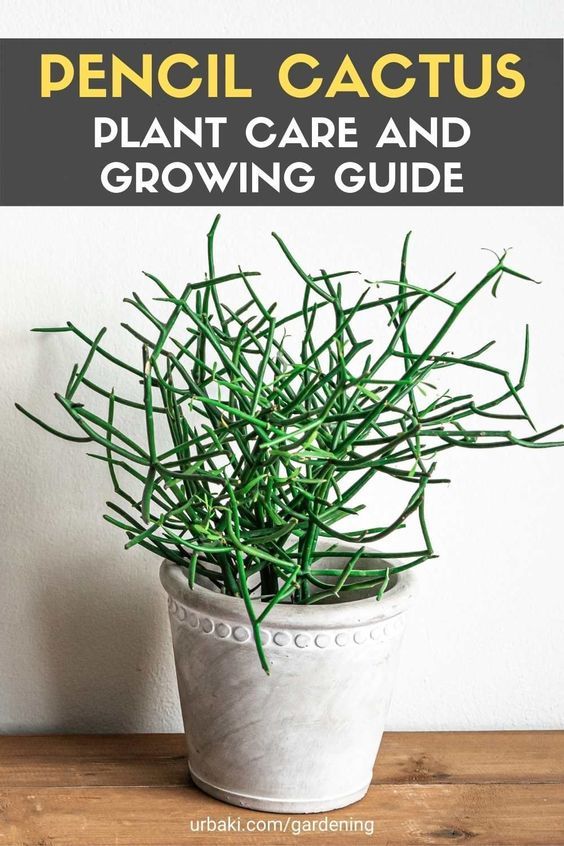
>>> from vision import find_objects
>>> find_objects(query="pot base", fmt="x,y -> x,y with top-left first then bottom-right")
189,766 -> 370,814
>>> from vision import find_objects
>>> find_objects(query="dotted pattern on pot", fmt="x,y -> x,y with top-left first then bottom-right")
167,596 -> 405,650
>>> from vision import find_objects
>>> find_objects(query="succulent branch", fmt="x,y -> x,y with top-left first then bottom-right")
16,217 -> 563,672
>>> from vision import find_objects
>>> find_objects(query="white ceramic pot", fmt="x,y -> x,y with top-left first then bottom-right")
160,556 -> 413,813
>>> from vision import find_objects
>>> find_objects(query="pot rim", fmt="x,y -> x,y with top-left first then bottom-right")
160,557 -> 414,630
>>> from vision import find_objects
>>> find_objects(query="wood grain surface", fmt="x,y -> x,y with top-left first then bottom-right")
0,732 -> 562,845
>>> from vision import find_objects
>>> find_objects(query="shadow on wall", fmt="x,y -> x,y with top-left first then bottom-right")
4,326 -> 180,733
32,557 -> 169,733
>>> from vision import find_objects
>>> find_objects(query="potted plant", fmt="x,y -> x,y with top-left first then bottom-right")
17,217 -> 562,813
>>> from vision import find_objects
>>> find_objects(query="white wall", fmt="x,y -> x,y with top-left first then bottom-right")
1,0 -> 563,734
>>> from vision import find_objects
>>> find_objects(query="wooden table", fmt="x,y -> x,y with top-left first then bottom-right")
0,732 -> 562,845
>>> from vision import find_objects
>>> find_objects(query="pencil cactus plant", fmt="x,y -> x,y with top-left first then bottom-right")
17,216 -> 563,672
